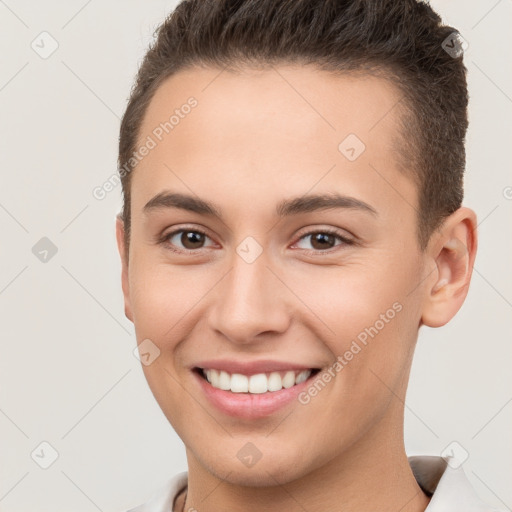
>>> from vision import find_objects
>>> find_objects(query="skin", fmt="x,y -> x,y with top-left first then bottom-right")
116,65 -> 477,512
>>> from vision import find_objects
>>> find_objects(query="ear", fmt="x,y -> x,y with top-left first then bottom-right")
115,213 -> 134,322
420,206 -> 478,328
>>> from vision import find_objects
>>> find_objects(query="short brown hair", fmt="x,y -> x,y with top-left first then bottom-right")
118,0 -> 468,253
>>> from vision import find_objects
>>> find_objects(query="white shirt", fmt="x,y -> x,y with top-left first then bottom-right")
125,455 -> 504,512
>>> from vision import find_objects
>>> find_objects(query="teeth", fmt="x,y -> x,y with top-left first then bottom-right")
203,369 -> 313,393
249,373 -> 266,393
231,372 -> 248,393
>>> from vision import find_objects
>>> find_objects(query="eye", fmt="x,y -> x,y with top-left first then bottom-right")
292,228 -> 355,253
158,226 -> 355,255
159,227 -> 215,253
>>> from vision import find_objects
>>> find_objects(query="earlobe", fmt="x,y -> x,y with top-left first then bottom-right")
420,207 -> 478,328
115,214 -> 134,323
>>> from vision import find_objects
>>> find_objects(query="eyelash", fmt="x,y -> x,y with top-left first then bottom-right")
157,226 -> 356,256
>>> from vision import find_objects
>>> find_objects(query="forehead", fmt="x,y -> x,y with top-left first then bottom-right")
132,64 -> 416,224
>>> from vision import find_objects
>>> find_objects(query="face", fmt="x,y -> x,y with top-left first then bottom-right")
117,65 -> 435,486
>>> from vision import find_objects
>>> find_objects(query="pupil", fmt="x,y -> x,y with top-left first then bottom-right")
183,231 -> 204,249
312,233 -> 334,250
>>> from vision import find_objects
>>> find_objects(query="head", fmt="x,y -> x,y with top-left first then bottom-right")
116,0 -> 477,488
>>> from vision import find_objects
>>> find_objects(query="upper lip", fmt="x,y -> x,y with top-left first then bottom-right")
193,359 -> 320,376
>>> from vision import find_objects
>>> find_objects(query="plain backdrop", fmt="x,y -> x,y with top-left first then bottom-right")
0,1 -> 511,511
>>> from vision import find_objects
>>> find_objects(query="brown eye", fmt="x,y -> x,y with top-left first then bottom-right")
179,231 -> 205,249
309,232 -> 337,250
294,229 -> 355,253
163,228 -> 215,252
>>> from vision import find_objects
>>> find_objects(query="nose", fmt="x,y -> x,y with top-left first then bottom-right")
206,249 -> 291,345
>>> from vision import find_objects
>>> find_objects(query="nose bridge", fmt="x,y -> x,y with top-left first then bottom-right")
207,247 -> 290,343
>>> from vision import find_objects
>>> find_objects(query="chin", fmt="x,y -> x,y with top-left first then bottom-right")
199,447 -> 312,488
216,465 -> 301,488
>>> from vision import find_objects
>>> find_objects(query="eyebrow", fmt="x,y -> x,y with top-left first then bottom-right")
143,191 -> 378,220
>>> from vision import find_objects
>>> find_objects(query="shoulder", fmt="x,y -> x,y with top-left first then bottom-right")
409,455 -> 506,512
123,471 -> 188,512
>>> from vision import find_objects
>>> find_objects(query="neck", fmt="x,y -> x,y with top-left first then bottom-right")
181,405 -> 430,512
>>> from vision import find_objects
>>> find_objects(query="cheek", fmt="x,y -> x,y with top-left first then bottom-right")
288,258 -> 418,392
287,257 -> 405,336
128,258 -> 203,335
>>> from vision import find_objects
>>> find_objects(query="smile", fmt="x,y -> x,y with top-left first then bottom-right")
192,367 -> 322,419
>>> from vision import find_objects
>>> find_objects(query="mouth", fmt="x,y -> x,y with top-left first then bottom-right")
193,367 -> 322,394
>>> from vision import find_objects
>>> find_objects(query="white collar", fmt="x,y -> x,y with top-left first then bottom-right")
126,456 -> 502,511
408,455 -> 501,511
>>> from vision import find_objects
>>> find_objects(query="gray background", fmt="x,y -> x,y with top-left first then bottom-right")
0,1 -> 511,511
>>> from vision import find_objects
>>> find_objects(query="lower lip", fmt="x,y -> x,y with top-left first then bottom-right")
193,369 -> 318,420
